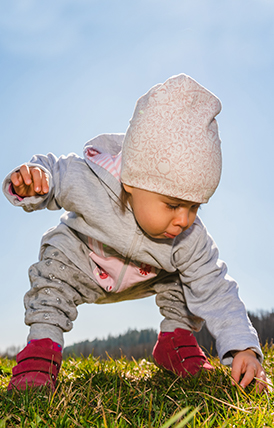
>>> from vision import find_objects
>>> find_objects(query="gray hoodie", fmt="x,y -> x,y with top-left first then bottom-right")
2,133 -> 262,364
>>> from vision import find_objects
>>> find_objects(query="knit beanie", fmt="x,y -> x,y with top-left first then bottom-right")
121,74 -> 222,203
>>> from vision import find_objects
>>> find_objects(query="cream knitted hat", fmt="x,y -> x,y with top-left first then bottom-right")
121,73 -> 222,203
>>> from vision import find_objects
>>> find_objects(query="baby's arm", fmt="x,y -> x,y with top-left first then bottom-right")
174,219 -> 266,391
3,153 -> 63,211
11,164 -> 49,198
231,349 -> 267,392
3,152 -> 85,212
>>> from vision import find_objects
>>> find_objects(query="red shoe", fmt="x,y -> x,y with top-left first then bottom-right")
8,338 -> 62,392
152,328 -> 213,377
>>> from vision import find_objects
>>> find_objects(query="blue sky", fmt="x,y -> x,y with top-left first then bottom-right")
1,0 -> 274,352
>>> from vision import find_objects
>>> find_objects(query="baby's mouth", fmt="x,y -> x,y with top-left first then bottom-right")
163,232 -> 177,239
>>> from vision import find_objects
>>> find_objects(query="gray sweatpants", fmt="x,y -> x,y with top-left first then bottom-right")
25,246 -> 204,348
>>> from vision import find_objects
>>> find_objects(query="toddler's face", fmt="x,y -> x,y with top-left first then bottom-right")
123,185 -> 200,240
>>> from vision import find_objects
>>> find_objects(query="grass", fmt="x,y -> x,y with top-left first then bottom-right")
0,345 -> 273,427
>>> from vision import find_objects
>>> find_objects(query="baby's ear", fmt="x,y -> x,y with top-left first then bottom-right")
122,183 -> 133,194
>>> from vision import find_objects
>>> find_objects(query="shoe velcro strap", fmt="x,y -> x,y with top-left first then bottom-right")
12,359 -> 59,378
172,344 -> 206,359
174,345 -> 205,357
179,353 -> 207,362
171,332 -> 198,348
17,345 -> 62,366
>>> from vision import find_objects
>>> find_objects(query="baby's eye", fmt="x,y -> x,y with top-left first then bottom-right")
192,204 -> 201,210
166,204 -> 180,210
191,204 -> 201,210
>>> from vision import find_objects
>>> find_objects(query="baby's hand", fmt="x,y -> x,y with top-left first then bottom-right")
11,164 -> 49,198
231,349 -> 267,393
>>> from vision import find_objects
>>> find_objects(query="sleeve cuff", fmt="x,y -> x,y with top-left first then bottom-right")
8,183 -> 24,201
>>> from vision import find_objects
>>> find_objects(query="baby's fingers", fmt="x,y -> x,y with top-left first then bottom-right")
19,164 -> 34,186
239,364 -> 257,389
239,364 -> 267,393
41,170 -> 49,194
254,370 -> 268,393
10,164 -> 49,197
11,170 -> 24,187
27,166 -> 48,194
30,166 -> 45,193
231,362 -> 242,386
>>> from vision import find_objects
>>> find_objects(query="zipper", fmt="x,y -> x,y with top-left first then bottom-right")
111,229 -> 141,293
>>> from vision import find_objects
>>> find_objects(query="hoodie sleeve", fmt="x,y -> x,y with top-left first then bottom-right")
172,217 -> 263,365
2,152 -> 79,213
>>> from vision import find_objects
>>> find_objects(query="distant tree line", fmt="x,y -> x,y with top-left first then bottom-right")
63,311 -> 274,360
248,311 -> 274,346
63,328 -> 158,360
2,311 -> 274,360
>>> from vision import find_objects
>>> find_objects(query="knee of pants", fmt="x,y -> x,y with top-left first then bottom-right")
154,278 -> 204,331
25,247 -> 106,332
33,246 -> 106,303
27,262 -> 78,310
25,260 -> 82,332
24,282 -> 76,332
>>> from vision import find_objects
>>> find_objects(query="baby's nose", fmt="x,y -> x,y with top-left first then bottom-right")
173,209 -> 190,228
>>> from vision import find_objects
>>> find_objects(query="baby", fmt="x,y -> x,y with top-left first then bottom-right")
3,73 -> 267,392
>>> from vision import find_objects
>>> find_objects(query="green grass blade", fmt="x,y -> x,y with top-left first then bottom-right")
0,418 -> 10,428
174,407 -> 199,427
159,407 -> 192,428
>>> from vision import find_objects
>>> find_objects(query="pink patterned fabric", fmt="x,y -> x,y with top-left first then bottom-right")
85,147 -> 122,182
88,238 -> 159,292
121,74 -> 222,203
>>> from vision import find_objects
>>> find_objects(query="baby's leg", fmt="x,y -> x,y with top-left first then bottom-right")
8,245 -> 105,391
154,276 -> 204,333
24,245 -> 106,348
153,276 -> 213,377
